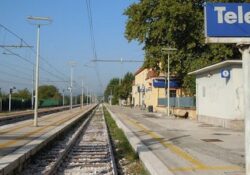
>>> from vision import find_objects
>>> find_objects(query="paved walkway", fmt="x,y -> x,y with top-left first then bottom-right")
107,105 -> 245,175
0,105 -> 94,158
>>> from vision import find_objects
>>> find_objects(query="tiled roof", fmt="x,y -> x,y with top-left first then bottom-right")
134,67 -> 145,76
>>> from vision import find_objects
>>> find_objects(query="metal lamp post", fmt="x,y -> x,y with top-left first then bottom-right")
81,79 -> 84,108
87,87 -> 89,105
62,89 -> 65,106
9,86 -> 16,112
162,47 -> 177,117
27,16 -> 52,127
68,61 -> 76,110
68,87 -> 72,110
0,88 -> 2,112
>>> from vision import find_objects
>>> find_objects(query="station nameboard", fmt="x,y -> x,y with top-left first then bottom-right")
204,2 -> 250,43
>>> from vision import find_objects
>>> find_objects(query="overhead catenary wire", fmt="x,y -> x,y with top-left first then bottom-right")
1,47 -> 69,85
0,70 -> 32,81
0,61 -> 33,77
85,0 -> 103,92
0,79 -> 32,86
0,24 -> 70,83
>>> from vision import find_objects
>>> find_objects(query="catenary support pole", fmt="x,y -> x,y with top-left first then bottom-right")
69,62 -> 76,110
87,87 -> 89,105
81,80 -> 84,108
31,67 -> 34,109
62,90 -> 65,106
8,92 -> 11,112
167,53 -> 170,117
0,88 -> 2,112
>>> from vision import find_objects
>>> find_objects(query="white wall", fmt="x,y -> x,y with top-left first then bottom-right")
196,65 -> 243,120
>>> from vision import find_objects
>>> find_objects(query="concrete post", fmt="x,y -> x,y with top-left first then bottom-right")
62,90 -> 65,106
0,88 -> 2,112
167,53 -> 170,117
8,92 -> 11,112
87,87 -> 89,105
238,43 -> 250,174
31,67 -> 34,110
70,66 -> 73,110
81,80 -> 84,108
34,25 -> 40,127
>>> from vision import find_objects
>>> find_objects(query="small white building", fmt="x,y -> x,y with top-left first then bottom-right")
189,60 -> 243,130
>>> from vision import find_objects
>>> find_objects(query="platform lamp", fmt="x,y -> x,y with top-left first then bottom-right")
27,16 -> 52,127
161,47 -> 177,117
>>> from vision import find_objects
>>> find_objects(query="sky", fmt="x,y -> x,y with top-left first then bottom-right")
0,0 -> 144,96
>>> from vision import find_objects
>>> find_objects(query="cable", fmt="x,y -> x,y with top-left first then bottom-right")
0,70 -> 32,81
85,0 -> 103,92
0,24 -> 70,82
1,47 -> 69,85
0,78 -> 32,86
0,62 -> 33,77
2,47 -> 34,65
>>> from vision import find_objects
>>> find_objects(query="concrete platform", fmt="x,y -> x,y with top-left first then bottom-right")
0,104 -> 96,175
106,105 -> 245,175
0,105 -> 80,123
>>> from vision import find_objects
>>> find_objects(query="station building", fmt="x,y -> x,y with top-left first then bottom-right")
189,60 -> 243,130
132,67 -> 181,112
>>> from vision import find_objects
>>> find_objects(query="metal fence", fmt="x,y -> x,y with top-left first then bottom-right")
0,98 -> 70,112
158,97 -> 196,108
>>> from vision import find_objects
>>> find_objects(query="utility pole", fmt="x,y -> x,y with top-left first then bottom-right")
9,86 -> 16,112
87,86 -> 89,105
0,88 -> 2,112
89,92 -> 92,104
90,92 -> 93,104
69,61 -> 76,110
62,89 -> 65,106
162,47 -> 177,117
31,67 -> 34,109
27,16 -> 52,127
81,79 -> 84,108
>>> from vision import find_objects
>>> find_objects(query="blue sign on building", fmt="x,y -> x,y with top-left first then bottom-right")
205,3 -> 250,37
152,79 -> 180,88
221,69 -> 230,78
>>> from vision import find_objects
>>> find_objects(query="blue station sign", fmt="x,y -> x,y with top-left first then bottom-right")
205,3 -> 250,37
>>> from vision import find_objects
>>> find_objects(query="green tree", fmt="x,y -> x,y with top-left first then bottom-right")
104,78 -> 120,105
38,85 -> 61,100
124,0 -> 247,94
12,88 -> 31,100
119,72 -> 134,100
104,72 -> 135,105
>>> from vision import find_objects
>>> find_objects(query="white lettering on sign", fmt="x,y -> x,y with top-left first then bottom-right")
214,6 -> 250,24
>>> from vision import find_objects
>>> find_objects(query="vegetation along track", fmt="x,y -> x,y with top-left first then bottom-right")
21,104 -> 117,175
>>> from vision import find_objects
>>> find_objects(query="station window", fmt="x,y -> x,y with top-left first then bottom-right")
170,90 -> 176,97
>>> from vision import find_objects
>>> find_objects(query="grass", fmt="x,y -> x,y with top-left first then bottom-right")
103,106 -> 149,175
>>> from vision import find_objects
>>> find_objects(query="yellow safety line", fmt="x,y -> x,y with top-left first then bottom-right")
0,117 -> 52,135
0,108 -> 84,135
0,110 -> 84,149
124,116 -> 243,172
169,165 -> 242,172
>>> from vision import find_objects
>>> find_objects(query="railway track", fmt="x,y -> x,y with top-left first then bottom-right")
21,104 -> 117,175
